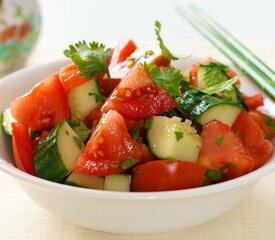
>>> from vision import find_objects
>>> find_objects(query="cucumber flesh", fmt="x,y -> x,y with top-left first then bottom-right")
68,79 -> 103,121
104,174 -> 131,192
34,120 -> 84,182
1,108 -> 16,136
146,116 -> 202,162
65,171 -> 104,190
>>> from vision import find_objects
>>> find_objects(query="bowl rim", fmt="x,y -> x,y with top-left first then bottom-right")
0,58 -> 275,201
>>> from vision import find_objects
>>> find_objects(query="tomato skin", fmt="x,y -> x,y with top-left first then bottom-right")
232,111 -> 273,169
198,119 -> 254,180
244,93 -> 264,110
12,122 -> 36,176
59,63 -> 89,92
11,74 -> 70,131
189,64 -> 198,87
75,110 -> 142,176
132,160 -> 206,192
109,39 -> 137,67
249,110 -> 275,140
102,64 -> 178,119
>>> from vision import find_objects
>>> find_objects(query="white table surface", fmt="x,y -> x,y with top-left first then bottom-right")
1,40 -> 275,239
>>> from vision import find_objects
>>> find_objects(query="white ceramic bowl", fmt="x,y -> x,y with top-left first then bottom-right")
0,58 -> 274,235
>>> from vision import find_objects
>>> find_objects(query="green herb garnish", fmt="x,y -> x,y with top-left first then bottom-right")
154,21 -> 178,61
205,169 -> 224,182
216,135 -> 224,145
73,136 -> 83,150
89,92 -> 106,102
175,131 -> 184,141
130,127 -> 139,141
264,116 -> 275,130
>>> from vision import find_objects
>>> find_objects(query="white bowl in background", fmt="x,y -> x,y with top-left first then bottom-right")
0,58 -> 274,235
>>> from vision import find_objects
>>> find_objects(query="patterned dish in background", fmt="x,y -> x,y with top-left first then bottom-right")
0,0 -> 41,75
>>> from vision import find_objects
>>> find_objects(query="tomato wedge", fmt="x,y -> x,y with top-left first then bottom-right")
101,64 -> 178,119
12,122 -> 36,176
244,93 -> 264,110
59,63 -> 89,92
248,110 -> 275,140
75,110 -> 142,176
109,39 -> 137,67
132,160 -> 206,192
11,74 -> 70,130
198,119 -> 254,180
232,111 -> 273,169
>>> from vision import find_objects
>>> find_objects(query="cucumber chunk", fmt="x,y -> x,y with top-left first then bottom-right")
65,171 -> 104,190
34,120 -> 84,182
1,108 -> 15,136
146,116 -> 202,162
68,79 -> 103,121
104,174 -> 131,192
177,89 -> 243,127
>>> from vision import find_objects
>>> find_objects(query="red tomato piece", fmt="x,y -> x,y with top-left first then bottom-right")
84,108 -> 103,131
12,122 -> 36,176
132,160 -> 206,192
249,110 -> 275,140
75,110 -> 142,176
198,119 -> 254,180
189,64 -> 198,87
140,144 -> 154,162
109,39 -> 137,67
232,111 -> 273,169
99,77 -> 121,97
11,74 -> 70,130
59,63 -> 89,92
244,93 -> 264,110
101,64 -> 178,119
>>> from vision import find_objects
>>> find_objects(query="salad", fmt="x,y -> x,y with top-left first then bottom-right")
1,21 -> 274,192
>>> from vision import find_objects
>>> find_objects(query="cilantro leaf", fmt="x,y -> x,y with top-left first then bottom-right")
89,92 -> 106,102
198,61 -> 230,88
205,169 -> 224,182
144,63 -> 183,97
175,131 -> 184,141
130,127 -> 140,141
264,116 -> 275,130
199,74 -> 243,95
216,135 -> 224,145
68,120 -> 91,142
154,21 -> 178,61
64,41 -> 112,80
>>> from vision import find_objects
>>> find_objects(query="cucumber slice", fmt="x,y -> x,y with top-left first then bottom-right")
146,116 -> 202,162
65,171 -> 104,190
1,108 -> 16,136
34,120 -> 84,182
104,174 -> 131,192
68,79 -> 103,121
177,89 -> 243,127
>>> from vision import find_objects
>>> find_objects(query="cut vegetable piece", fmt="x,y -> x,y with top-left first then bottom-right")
34,121 -> 84,182
1,108 -> 16,136
12,122 -> 36,176
177,89 -> 243,126
232,111 -> 273,169
146,116 -> 201,162
132,160 -> 206,192
11,74 -> 70,131
104,174 -> 131,192
198,119 -> 254,180
102,64 -> 178,119
68,79 -> 103,121
244,93 -> 264,110
65,171 -> 104,190
75,110 -> 142,176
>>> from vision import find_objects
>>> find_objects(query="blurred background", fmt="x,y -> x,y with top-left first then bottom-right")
1,0 -> 275,72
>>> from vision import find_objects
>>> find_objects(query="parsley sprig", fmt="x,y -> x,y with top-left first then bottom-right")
154,21 -> 178,61
64,41 -> 112,80
144,63 -> 183,97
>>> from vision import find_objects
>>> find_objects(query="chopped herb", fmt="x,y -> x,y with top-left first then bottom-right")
154,21 -> 178,61
236,131 -> 243,138
205,169 -> 224,182
145,117 -> 153,130
175,131 -> 184,141
130,127 -> 139,141
264,116 -> 275,130
30,130 -> 41,139
224,162 -> 237,169
73,136 -> 83,149
120,158 -> 140,170
144,50 -> 154,58
127,57 -> 135,68
134,170 -> 144,174
89,92 -> 106,102
144,63 -> 183,97
216,135 -> 224,145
